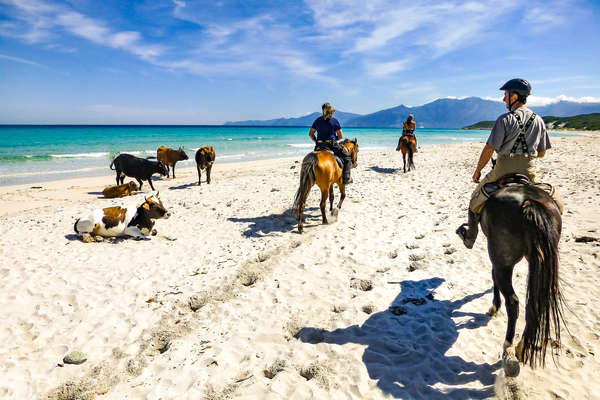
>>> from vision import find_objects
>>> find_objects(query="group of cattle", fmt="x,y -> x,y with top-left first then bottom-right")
75,145 -> 215,242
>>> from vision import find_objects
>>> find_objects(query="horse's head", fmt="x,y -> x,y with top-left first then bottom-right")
342,138 -> 359,168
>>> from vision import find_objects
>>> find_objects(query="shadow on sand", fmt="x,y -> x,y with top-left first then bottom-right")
228,207 -> 322,237
297,277 -> 500,399
169,182 -> 198,190
369,166 -> 399,174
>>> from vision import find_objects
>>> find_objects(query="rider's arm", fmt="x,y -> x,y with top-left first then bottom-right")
336,129 -> 343,140
309,128 -> 316,143
472,144 -> 495,183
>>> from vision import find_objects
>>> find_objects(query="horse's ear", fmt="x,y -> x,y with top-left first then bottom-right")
353,138 -> 357,144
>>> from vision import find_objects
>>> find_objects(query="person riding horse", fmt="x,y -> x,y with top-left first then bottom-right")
308,102 -> 353,185
456,78 -> 564,249
402,114 -> 417,152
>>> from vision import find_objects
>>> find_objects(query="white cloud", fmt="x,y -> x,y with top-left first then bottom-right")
527,95 -> 600,106
367,59 -> 410,77
0,53 -> 45,67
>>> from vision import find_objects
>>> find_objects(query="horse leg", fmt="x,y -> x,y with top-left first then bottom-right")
329,184 -> 335,212
197,166 -> 202,185
495,263 -> 521,377
298,202 -> 304,233
336,176 -> 346,210
206,165 -> 212,184
172,163 -> 176,179
487,269 -> 502,316
320,188 -> 328,224
402,151 -> 407,173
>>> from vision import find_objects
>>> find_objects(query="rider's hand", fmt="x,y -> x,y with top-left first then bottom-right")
472,170 -> 481,183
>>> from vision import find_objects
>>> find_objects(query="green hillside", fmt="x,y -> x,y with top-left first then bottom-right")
462,121 -> 494,130
463,113 -> 600,131
543,113 -> 600,130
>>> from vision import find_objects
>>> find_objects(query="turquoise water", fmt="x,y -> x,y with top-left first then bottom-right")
0,125 -> 493,186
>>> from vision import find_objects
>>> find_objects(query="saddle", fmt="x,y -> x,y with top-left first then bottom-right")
314,142 -> 343,168
482,173 -> 555,198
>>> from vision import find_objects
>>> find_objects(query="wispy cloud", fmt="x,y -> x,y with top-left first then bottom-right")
528,95 -> 600,106
0,53 -> 45,67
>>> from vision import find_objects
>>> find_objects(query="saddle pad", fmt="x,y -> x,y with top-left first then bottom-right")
482,174 -> 554,198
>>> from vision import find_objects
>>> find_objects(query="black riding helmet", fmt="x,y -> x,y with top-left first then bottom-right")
500,78 -> 531,110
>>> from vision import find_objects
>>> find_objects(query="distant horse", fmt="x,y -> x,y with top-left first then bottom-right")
292,138 -> 359,233
396,135 -> 416,173
481,183 -> 565,376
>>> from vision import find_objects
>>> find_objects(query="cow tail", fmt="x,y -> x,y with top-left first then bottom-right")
74,218 -> 80,233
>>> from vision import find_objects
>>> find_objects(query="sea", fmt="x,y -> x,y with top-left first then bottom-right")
0,125 -> 498,186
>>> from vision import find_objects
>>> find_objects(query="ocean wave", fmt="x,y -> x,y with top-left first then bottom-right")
218,153 -> 245,159
0,154 -> 53,162
0,167 -> 105,178
288,143 -> 313,148
50,152 -> 109,158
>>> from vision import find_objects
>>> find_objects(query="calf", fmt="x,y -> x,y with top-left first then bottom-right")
102,181 -> 139,198
110,153 -> 167,191
195,146 -> 215,185
157,146 -> 189,179
74,195 -> 170,242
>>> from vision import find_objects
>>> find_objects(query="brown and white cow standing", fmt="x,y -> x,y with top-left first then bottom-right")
195,146 -> 215,185
74,194 -> 170,242
157,146 -> 188,179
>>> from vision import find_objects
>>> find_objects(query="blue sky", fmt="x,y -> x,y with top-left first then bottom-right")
1,0 -> 600,124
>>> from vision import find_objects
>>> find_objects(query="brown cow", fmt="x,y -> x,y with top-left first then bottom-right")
157,146 -> 189,179
102,181 -> 139,198
195,146 -> 215,185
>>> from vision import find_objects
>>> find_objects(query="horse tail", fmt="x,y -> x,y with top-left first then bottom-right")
292,153 -> 317,217
74,218 -> 80,233
521,199 -> 564,368
407,139 -> 415,169
109,159 -> 115,170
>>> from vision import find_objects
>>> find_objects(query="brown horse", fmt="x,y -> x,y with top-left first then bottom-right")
396,135 -> 416,173
292,138 -> 358,233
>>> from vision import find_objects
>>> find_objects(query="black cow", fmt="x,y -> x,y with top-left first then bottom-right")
110,154 -> 168,191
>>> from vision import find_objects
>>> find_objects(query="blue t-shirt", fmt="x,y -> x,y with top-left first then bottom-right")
311,116 -> 341,141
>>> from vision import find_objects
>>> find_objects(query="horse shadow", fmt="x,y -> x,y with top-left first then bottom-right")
369,166 -> 399,174
64,234 -> 137,244
228,207 -> 321,237
297,278 -> 500,399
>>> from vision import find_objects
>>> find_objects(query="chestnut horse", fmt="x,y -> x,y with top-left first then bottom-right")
292,138 -> 358,233
396,135 -> 416,173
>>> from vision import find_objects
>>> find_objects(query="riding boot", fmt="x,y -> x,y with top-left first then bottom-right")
456,210 -> 480,249
342,159 -> 353,184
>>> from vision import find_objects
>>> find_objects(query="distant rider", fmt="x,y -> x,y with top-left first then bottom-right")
308,102 -> 353,184
456,78 -> 563,249
402,114 -> 417,152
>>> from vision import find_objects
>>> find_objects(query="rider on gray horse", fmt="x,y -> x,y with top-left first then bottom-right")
456,78 -> 564,249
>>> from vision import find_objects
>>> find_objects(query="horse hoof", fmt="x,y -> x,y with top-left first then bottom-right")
331,208 -> 339,217
503,346 -> 521,377
515,340 -> 526,363
487,305 -> 499,317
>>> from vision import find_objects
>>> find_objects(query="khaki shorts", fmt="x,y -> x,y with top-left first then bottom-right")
470,155 -> 535,213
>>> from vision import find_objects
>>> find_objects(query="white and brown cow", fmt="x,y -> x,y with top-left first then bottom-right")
74,194 -> 170,242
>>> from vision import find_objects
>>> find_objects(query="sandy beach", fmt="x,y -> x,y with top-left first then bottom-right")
1,135 -> 599,400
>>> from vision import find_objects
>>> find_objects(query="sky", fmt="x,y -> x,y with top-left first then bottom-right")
1,0 -> 600,124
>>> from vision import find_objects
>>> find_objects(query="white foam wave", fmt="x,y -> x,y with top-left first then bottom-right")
218,153 -> 245,159
50,152 -> 109,158
0,167 -> 104,178
288,143 -> 313,148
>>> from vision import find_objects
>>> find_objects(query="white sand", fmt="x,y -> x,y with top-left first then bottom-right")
0,136 -> 599,400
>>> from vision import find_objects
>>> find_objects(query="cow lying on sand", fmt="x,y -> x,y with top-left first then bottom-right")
74,194 -> 170,242
195,146 -> 215,185
157,146 -> 188,179
102,181 -> 139,198
110,153 -> 167,191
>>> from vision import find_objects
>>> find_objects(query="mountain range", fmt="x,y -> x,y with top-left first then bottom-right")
225,97 -> 600,128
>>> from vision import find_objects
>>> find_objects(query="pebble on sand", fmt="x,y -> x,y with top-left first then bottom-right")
63,351 -> 87,365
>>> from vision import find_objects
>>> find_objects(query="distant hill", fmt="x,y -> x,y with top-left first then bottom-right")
225,98 -> 600,128
543,113 -> 600,131
462,121 -> 495,130
463,113 -> 600,131
224,111 -> 362,126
